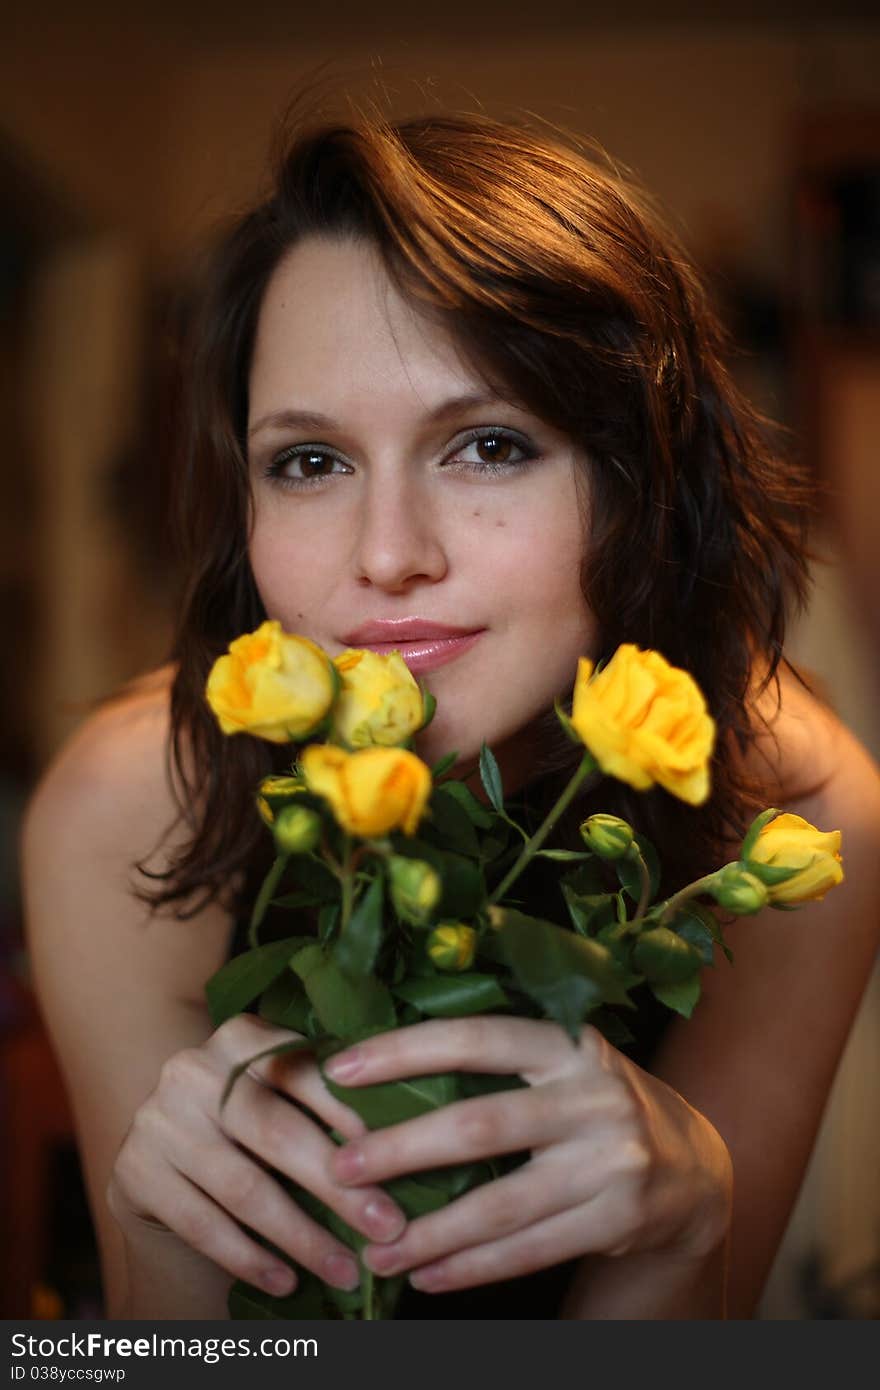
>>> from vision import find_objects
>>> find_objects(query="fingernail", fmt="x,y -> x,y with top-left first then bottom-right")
323,1253 -> 360,1291
325,1047 -> 363,1081
334,1144 -> 365,1181
363,1196 -> 406,1241
262,1266 -> 296,1295
363,1243 -> 404,1275
409,1266 -> 445,1292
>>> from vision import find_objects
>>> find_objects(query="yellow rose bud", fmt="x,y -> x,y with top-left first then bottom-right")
206,621 -> 337,744
570,645 -> 715,805
256,774 -> 307,826
579,813 -> 634,861
712,863 -> 769,915
301,744 -> 431,838
331,649 -> 425,748
273,804 -> 322,856
427,924 -> 476,971
746,812 -> 844,905
388,855 -> 442,924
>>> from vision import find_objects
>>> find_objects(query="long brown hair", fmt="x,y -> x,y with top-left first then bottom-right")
141,111 -> 819,915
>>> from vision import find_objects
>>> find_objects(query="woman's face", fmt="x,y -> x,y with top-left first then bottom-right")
246,235 -> 597,784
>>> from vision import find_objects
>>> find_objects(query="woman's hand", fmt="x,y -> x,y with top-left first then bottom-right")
107,1014 -> 407,1299
323,1017 -> 733,1297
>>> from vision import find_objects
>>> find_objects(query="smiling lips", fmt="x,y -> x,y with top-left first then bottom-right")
340,619 -> 486,675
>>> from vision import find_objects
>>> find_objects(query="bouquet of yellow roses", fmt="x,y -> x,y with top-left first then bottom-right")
204,621 -> 844,1320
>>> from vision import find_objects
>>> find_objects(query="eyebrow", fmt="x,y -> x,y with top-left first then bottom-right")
246,392 -> 512,440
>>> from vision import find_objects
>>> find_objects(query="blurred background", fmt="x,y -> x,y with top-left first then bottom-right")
2,0 -> 879,1321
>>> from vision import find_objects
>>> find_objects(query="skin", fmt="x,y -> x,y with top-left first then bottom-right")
22,236 -> 880,1321
244,236 -> 732,1301
246,235 -> 598,789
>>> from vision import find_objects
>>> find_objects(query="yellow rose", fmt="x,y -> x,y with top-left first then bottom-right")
747,812 -> 843,904
331,648 -> 425,748
427,924 -> 476,971
301,744 -> 431,838
570,645 -> 715,805
206,621 -> 337,744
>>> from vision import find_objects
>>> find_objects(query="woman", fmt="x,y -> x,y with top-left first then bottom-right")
22,112 -> 880,1320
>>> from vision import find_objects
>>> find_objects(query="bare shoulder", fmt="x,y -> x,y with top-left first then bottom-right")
742,659 -> 876,808
22,664 -> 234,1009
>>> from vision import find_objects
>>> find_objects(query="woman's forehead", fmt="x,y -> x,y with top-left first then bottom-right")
247,236 -> 515,431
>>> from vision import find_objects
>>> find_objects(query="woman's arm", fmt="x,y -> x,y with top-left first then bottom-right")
630,712 -> 880,1318
21,685 -> 239,1317
22,684 -> 408,1319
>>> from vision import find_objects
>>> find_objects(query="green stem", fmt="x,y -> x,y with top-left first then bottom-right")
362,1265 -> 377,1320
340,834 -> 354,931
658,871 -> 719,926
488,752 -> 596,906
633,846 -> 652,922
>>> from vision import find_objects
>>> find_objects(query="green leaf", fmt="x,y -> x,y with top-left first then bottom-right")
420,689 -> 437,732
562,885 -> 617,937
258,970 -> 312,1032
322,1067 -> 461,1129
271,890 -> 323,911
493,907 -> 637,1042
220,1036 -> 318,1109
392,973 -> 509,1017
436,781 -> 495,829
651,973 -> 701,1019
674,899 -> 733,964
317,902 -> 340,943
672,912 -> 715,967
553,696 -> 582,745
536,849 -> 593,863
633,927 -> 703,984
291,944 -> 396,1039
205,936 -> 312,1027
479,742 -> 504,812
248,855 -> 289,946
428,786 -> 482,858
228,1277 -> 328,1320
430,750 -> 459,780
335,875 -> 384,977
560,860 -> 607,897
740,806 -> 780,861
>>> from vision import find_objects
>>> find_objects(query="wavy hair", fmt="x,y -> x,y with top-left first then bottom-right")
140,111 -> 819,914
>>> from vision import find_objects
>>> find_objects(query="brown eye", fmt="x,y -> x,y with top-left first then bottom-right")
475,434 -> 514,464
299,451 -> 334,478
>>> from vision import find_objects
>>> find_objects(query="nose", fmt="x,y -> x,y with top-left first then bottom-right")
352,464 -> 448,593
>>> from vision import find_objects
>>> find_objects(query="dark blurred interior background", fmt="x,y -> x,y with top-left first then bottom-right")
2,0 -> 879,1321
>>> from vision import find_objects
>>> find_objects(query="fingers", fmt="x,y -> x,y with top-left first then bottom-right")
116,1163 -> 302,1299
217,1074 -> 406,1247
179,1142 -> 364,1291
404,1191 -> 635,1294
361,1146 -> 585,1279
324,1016 -> 598,1089
213,1016 -> 366,1140
330,1077 -> 606,1185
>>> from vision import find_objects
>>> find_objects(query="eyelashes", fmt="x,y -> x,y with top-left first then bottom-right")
260,426 -> 539,492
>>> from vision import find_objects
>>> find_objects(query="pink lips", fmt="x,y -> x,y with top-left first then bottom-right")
340,620 -> 486,675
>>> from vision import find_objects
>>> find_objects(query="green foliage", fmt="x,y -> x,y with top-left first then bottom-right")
478,741 -> 504,812
392,972 -> 509,1017
218,698 -> 760,1322
290,944 -> 396,1039
651,973 -> 701,1018
206,937 -> 312,1027
335,876 -> 384,976
633,927 -> 703,984
490,907 -> 638,1042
